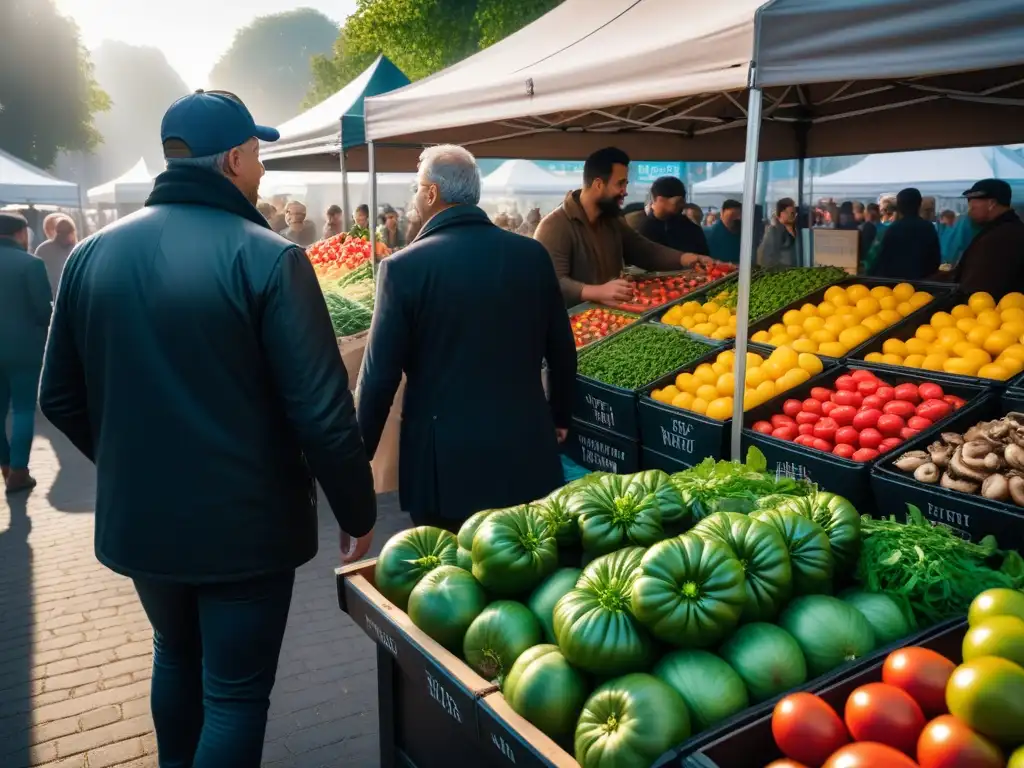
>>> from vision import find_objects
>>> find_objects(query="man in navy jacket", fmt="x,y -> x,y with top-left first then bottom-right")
358,145 -> 576,531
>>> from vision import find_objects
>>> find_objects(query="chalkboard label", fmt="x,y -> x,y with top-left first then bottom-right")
426,669 -> 463,724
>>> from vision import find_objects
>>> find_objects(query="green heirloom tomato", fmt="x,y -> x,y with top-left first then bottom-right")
691,512 -> 792,622
534,487 -> 580,545
457,508 -> 496,550
463,601 -> 541,683
718,622 -> 808,702
554,549 -> 653,676
527,568 -> 583,644
456,546 -> 472,571
630,533 -> 747,647
575,673 -> 691,768
568,474 -> 666,555
374,526 -> 458,610
779,595 -> 875,676
503,644 -> 588,740
628,470 -> 688,527
472,506 -> 558,597
407,565 -> 487,652
751,508 -> 833,596
775,491 -> 861,570
653,650 -> 749,733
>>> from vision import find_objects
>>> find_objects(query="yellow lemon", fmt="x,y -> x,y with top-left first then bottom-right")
936,327 -> 965,349
840,314 -> 862,330
915,325 -> 938,342
702,301 -> 721,314
930,311 -> 955,329
746,352 -> 764,368
769,323 -> 787,336
769,334 -> 794,347
675,372 -> 697,392
705,397 -> 734,421
881,353 -> 905,366
782,309 -> 805,327
711,327 -> 734,340
862,315 -> 887,334
713,308 -> 734,325
952,341 -> 980,358
797,353 -> 824,375
1001,321 -> 1024,339
998,292 -> 1024,310
680,316 -> 697,329
711,361 -> 730,376
839,325 -> 872,348
716,350 -> 736,367
1001,343 -> 1024,362
922,353 -> 948,371
692,323 -> 716,337
903,354 -> 926,368
996,354 -> 1024,375
896,301 -> 915,317
856,297 -> 881,317
864,352 -> 886,363
693,312 -> 709,324
956,317 -> 979,334
811,329 -> 838,344
977,363 -> 1011,380
792,338 -> 819,354
660,385 -> 681,400
966,325 -> 992,346
742,389 -> 762,412
818,341 -> 848,358
909,292 -> 934,310
756,379 -> 777,402
769,345 -> 800,371
1003,307 -> 1024,323
962,348 -> 993,366
694,364 -> 717,385
943,358 -> 980,376
984,329 -> 1017,355
968,292 -> 996,312
715,373 -> 736,397
651,387 -> 667,403
977,310 -> 1003,330
817,301 -> 837,317
745,366 -> 766,388
760,360 -> 783,380
696,384 -> 720,402
892,282 -> 916,301
800,303 -> 819,317
830,292 -> 851,307
823,316 -> 847,335
879,296 -> 899,311
846,284 -> 870,302
679,301 -> 701,315
786,324 -> 806,340
751,330 -> 772,343
950,304 -> 976,320
905,337 -> 930,355
777,367 -> 811,391
870,285 -> 894,299
803,316 -> 826,333
690,397 -> 709,415
672,391 -> 695,409
823,286 -> 847,303
883,338 -> 909,357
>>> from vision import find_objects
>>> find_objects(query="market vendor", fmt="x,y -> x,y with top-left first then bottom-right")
534,147 -> 711,307
952,179 -> 1024,297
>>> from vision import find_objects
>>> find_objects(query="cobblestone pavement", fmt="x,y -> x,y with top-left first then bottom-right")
0,417 -> 410,768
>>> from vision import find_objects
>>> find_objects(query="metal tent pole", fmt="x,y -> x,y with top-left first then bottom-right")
729,84 -> 764,460
339,121 -> 351,231
369,140 -> 378,277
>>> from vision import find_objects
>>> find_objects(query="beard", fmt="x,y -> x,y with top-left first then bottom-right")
597,194 -> 625,217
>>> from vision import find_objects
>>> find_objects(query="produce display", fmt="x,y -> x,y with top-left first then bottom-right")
320,261 -> 375,337
716,266 -> 849,321
863,291 -> 1024,380
660,295 -> 738,340
749,369 -> 968,462
750,282 -> 935,357
765,588 -> 1024,767
570,306 -> 640,349
891,411 -> 1024,505
577,324 -> 713,390
306,231 -> 389,279
616,262 -> 736,312
651,346 -> 824,419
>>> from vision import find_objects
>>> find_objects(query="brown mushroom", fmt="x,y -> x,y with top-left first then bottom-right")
981,474 -> 1011,502
961,441 -> 1004,473
1005,412 -> 1024,427
894,451 -> 930,472
985,421 -> 1012,443
940,432 -> 964,446
927,441 -> 954,468
913,462 -> 940,484
1010,476 -> 1024,507
964,423 -> 991,442
941,471 -> 980,494
948,446 -> 991,483
1005,443 -> 1024,471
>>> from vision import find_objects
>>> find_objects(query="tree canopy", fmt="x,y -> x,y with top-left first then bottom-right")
306,0 -> 561,107
0,0 -> 109,168
208,9 -> 340,127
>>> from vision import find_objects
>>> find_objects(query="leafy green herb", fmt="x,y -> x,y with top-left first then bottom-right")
855,504 -> 1024,626
717,266 -> 847,320
577,325 -> 712,390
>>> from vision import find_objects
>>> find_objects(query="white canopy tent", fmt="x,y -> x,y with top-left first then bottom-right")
261,171 -> 417,217
0,148 -> 80,207
480,160 -> 579,198
691,162 -> 800,208
87,158 -> 156,206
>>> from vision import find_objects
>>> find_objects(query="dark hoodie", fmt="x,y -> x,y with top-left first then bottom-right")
869,190 -> 941,280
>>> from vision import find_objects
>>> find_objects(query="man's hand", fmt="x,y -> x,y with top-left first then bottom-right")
341,529 -> 375,564
681,253 -> 713,267
582,278 -> 633,306
556,428 -> 568,444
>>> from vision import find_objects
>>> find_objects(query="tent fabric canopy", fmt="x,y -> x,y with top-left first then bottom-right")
480,159 -> 579,197
353,0 -> 1024,170
261,55 -> 410,171
0,148 -> 80,207
87,158 -> 156,206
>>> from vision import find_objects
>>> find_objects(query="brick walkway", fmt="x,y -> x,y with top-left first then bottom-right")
0,417 -> 410,767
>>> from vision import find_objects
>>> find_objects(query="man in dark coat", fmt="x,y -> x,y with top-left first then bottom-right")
358,145 -> 576,531
953,179 -> 1024,298
868,187 -> 941,280
39,91 -> 376,767
636,176 -> 709,256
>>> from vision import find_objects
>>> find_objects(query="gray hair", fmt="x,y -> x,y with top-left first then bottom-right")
166,151 -> 230,175
418,145 -> 480,206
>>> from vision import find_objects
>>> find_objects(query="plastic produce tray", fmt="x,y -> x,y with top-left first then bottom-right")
614,268 -> 739,317
871,393 -> 1024,549
560,418 -> 640,475
741,365 -> 988,510
567,302 -> 642,350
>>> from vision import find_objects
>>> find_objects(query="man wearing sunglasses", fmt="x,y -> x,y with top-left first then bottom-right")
39,90 -> 377,767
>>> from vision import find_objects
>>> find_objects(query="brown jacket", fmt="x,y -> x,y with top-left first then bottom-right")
534,190 -> 683,305
953,210 -> 1024,299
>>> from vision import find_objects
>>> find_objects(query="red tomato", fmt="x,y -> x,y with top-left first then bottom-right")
773,425 -> 798,441
852,409 -> 882,431
796,411 -> 822,425
880,437 -> 904,452
810,387 -> 834,403
916,399 -> 952,423
753,421 -> 774,435
861,395 -> 885,410
857,379 -> 880,396
812,438 -> 834,453
844,682 -> 926,755
833,443 -> 856,459
783,399 -> 804,417
882,647 -> 956,718
850,369 -> 878,382
802,399 -> 823,415
916,714 -> 1005,768
813,417 -> 839,441
858,428 -> 884,450
874,386 -> 896,403
877,413 -> 906,436
907,415 -> 933,431
823,743 -> 920,768
918,382 -> 945,401
765,761 -> 810,768
772,693 -> 849,767
830,405 -> 857,426
900,427 -> 921,440
833,390 -> 864,408
835,375 -> 859,392
894,383 -> 921,404
795,434 -> 818,447
943,394 -> 966,409
852,447 -> 880,462
883,400 -> 917,418
821,400 -> 838,416
771,414 -> 797,428
798,422 -> 816,436
835,426 -> 860,447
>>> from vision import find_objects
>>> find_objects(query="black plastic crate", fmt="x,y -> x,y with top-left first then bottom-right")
641,446 -> 698,473
561,418 -> 640,474
871,394 -> 1024,549
748,276 -> 954,362
665,618 -> 966,768
567,302 -> 642,351
617,268 -> 739,318
741,365 -> 988,510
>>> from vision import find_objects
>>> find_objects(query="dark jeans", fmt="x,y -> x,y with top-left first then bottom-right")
0,365 -> 41,469
133,571 -> 295,768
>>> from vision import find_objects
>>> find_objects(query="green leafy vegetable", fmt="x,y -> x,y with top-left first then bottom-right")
577,325 -> 712,390
717,266 -> 848,320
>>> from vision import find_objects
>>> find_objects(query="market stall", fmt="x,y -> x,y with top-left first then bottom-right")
0,147 -> 80,207
86,157 -> 156,211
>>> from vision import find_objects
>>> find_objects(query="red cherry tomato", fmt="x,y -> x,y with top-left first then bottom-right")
796,411 -> 822,425
830,405 -> 857,426
823,743 -> 920,768
918,382 -> 945,401
907,415 -> 933,431
850,369 -> 878,382
798,422 -> 816,436
802,399 -> 823,415
795,434 -> 817,447
861,394 -> 885,410
858,379 -> 880,396
883,400 -> 917,418
771,414 -> 797,428
783,399 -> 804,417
916,399 -> 952,423
916,714 -> 1005,768
810,387 -> 834,403
852,447 -> 880,462
877,413 -> 906,437
943,394 -> 966,409
900,427 -> 921,440
812,438 -> 834,453
879,437 -> 904,452
858,428 -> 884,450
833,390 -> 864,408
852,408 -> 882,431
893,383 -> 921,404
813,417 -> 838,441
874,386 -> 896,403
844,682 -> 926,756
820,400 -> 838,416
882,647 -> 956,718
833,443 -> 856,459
773,425 -> 798,441
835,426 -> 860,447
772,693 -> 849,768
835,375 -> 858,392
753,420 -> 774,434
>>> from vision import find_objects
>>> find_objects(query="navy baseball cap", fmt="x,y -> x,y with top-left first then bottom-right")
161,89 -> 280,158
963,178 -> 1012,206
